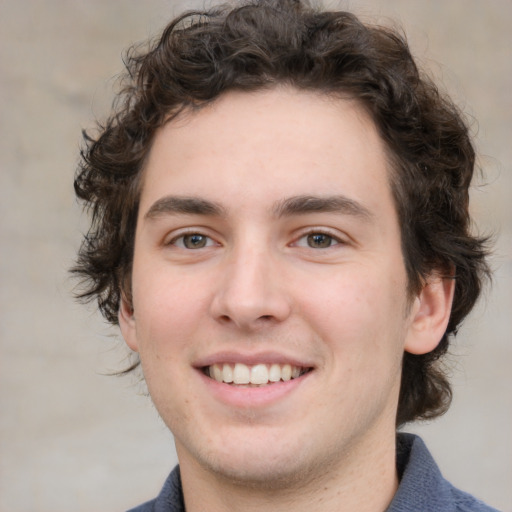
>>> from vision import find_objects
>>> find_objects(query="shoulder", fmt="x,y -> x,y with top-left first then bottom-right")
388,434 -> 500,512
126,466 -> 185,512
452,488 -> 502,512
127,500 -> 155,512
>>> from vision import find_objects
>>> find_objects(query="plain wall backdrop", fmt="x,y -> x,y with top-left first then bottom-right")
1,1 -> 511,510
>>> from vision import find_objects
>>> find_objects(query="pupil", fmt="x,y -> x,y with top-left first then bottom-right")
184,234 -> 206,249
308,233 -> 331,248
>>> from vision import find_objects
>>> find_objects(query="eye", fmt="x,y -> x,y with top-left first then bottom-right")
295,232 -> 341,249
171,233 -> 216,249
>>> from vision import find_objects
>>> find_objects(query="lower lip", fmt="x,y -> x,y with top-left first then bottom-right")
197,370 -> 311,409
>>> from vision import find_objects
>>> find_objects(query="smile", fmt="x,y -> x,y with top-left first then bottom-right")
205,363 -> 311,386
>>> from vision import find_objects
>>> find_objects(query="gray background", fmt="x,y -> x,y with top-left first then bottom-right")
1,1 -> 510,511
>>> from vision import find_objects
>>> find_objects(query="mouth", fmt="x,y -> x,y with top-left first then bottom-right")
203,363 -> 312,387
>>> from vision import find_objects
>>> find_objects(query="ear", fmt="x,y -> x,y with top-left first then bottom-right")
404,275 -> 455,355
119,295 -> 139,352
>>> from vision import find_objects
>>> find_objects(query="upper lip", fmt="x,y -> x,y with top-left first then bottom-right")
193,351 -> 316,369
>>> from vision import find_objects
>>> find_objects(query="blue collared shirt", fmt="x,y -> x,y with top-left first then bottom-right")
388,434 -> 499,511
128,433 -> 500,511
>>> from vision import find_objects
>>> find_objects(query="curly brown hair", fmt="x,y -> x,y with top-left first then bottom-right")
73,0 -> 490,426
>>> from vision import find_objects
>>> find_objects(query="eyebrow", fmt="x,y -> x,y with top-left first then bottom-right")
144,196 -> 226,220
143,194 -> 373,222
272,195 -> 374,220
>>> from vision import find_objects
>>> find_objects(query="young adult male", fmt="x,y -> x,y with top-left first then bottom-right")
73,1 -> 498,511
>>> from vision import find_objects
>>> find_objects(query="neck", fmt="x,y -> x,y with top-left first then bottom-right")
178,432 -> 399,512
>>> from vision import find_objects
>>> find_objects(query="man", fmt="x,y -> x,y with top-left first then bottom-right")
73,1 -> 497,510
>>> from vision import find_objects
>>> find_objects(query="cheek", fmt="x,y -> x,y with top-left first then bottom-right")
132,279 -> 200,406
298,269 -> 408,356
134,259 -> 209,319
300,274 -> 380,328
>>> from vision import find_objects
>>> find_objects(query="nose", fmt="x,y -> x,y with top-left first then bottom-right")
210,245 -> 292,331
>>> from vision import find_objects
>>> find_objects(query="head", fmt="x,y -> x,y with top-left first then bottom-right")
74,0 -> 489,428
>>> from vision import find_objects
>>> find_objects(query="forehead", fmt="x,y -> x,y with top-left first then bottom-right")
139,87 -> 394,220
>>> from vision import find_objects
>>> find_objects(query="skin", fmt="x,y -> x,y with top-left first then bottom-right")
120,88 -> 454,512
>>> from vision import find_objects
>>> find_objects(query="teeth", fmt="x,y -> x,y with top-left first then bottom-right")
213,364 -> 223,382
281,364 -> 292,381
269,363 -> 281,382
222,364 -> 233,383
233,363 -> 250,384
250,364 -> 269,385
208,363 -> 307,385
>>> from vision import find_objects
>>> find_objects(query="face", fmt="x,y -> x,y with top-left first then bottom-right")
120,88 -> 439,487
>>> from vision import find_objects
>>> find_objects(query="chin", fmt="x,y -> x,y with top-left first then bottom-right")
205,456 -> 315,489
186,436 -> 330,491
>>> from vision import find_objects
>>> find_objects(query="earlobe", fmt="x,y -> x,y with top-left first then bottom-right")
404,275 -> 455,355
119,295 -> 139,352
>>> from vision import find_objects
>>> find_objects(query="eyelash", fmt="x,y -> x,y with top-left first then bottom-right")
167,231 -> 218,250
292,229 -> 345,249
166,229 -> 346,250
